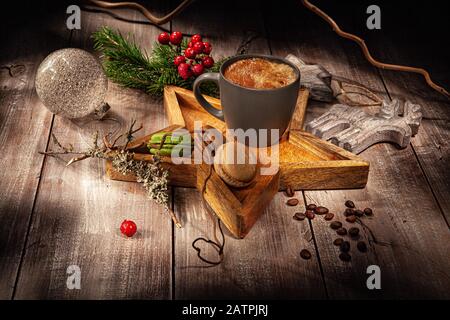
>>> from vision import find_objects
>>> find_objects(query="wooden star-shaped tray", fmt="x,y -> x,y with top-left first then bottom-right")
106,86 -> 368,189
105,86 -> 369,237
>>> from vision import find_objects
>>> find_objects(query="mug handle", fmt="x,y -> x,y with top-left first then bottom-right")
193,73 -> 224,121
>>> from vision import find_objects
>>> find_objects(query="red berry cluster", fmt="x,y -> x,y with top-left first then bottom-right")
158,31 -> 215,80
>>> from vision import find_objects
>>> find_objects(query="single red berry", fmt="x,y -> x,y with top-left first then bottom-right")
202,42 -> 212,54
157,32 -> 170,44
120,220 -> 137,237
191,64 -> 204,76
173,55 -> 186,66
202,56 -> 214,68
188,41 -> 194,48
192,41 -> 204,54
184,47 -> 196,59
169,31 -> 183,45
178,63 -> 192,80
191,34 -> 202,43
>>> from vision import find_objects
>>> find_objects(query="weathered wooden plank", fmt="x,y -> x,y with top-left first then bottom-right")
265,0 -> 450,298
174,188 -> 326,299
14,7 -> 172,299
367,35 -> 450,224
172,0 -> 326,299
0,4 -> 68,299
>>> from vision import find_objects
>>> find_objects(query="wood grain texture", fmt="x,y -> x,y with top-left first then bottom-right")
197,163 -> 280,238
174,188 -> 327,299
306,100 -> 422,154
288,88 -> 309,131
368,36 -> 450,225
171,0 -> 326,299
280,131 -> 369,190
0,4 -> 68,299
265,0 -> 450,298
14,7 -> 172,299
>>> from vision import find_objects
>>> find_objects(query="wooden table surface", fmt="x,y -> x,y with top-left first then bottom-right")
1,1 -> 449,299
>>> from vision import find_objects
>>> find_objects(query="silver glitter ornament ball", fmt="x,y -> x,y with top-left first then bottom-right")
35,48 -> 108,119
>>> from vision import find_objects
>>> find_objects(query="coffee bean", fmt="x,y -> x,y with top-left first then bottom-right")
344,208 -> 354,217
315,206 -> 329,215
300,249 -> 312,260
305,210 -> 315,220
364,208 -> 373,216
285,186 -> 295,198
306,203 -> 317,211
324,212 -> 334,221
354,209 -> 364,217
286,198 -> 299,206
339,252 -> 351,262
336,227 -> 347,236
340,241 -> 350,252
333,238 -> 344,246
357,241 -> 368,252
346,215 -> 357,223
349,227 -> 360,237
330,221 -> 342,230
293,212 -> 306,221
345,200 -> 355,208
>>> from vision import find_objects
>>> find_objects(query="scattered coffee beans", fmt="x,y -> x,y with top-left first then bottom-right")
296,199 -> 373,264
330,221 -> 342,230
340,241 -> 351,252
345,200 -> 355,208
306,210 -> 315,220
293,212 -> 306,221
354,209 -> 364,217
336,227 -> 347,236
349,227 -> 360,237
339,252 -> 351,262
300,249 -> 312,260
344,208 -> 355,217
364,208 -> 373,216
286,198 -> 299,206
324,212 -> 334,221
285,186 -> 295,198
357,241 -> 368,252
315,206 -> 329,215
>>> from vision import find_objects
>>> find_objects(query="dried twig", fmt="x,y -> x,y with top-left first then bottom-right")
87,0 -> 193,25
167,208 -> 182,229
66,155 -> 90,167
301,0 -> 450,99
39,120 -> 181,227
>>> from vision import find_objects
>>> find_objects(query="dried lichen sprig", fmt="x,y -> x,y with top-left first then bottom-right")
39,121 -> 181,227
302,0 -> 450,99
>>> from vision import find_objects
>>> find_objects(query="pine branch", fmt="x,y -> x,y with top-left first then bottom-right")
92,26 -> 224,97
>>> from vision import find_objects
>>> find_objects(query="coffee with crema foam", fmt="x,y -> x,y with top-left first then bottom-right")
223,58 -> 296,89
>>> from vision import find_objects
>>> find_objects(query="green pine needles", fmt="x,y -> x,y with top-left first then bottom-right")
92,26 -> 223,97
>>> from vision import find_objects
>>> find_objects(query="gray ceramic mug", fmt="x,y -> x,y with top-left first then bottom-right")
193,54 -> 300,146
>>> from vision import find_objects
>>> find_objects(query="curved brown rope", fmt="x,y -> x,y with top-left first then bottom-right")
87,0 -> 193,25
192,164 -> 225,266
301,0 -> 450,99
